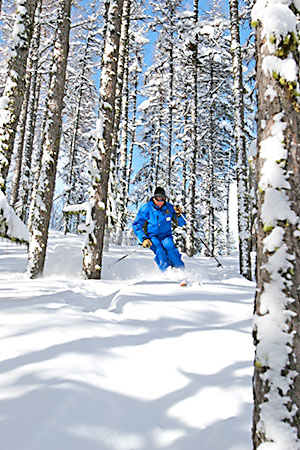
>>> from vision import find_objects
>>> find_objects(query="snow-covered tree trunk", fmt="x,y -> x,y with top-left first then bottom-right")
114,0 -> 131,245
0,0 -> 37,191
83,0 -> 123,279
111,0 -> 131,162
204,57 -> 216,257
27,0 -> 71,278
155,106 -> 163,184
229,0 -> 252,280
116,43 -> 130,244
167,39 -> 174,190
20,74 -> 41,223
64,35 -> 93,235
185,0 -> 198,257
225,148 -> 233,256
10,49 -> 33,208
181,108 -> 189,219
19,0 -> 42,222
252,1 -> 300,447
126,50 -> 139,189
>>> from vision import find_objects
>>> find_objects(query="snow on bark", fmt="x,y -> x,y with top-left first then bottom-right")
185,0 -> 198,257
0,0 -> 37,191
19,0 -> 42,223
252,0 -> 300,447
229,0 -> 251,280
27,0 -> 71,278
83,0 -> 124,279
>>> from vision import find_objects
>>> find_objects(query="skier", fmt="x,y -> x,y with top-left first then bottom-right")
132,187 -> 185,272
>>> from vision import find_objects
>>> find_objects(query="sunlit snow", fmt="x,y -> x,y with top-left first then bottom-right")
0,231 -> 255,450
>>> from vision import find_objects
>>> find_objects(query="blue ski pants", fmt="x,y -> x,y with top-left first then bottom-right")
150,236 -> 185,272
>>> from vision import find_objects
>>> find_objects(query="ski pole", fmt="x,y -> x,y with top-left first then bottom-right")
109,243 -> 143,267
179,212 -> 223,268
198,236 -> 223,268
109,248 -> 138,267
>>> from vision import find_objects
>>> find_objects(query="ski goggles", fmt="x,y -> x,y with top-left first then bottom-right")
154,196 -> 166,201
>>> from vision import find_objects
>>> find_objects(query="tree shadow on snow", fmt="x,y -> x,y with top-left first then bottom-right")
0,360 -> 253,450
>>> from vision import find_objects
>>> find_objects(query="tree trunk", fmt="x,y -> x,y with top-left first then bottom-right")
111,0 -> 131,164
252,9 -> 300,448
229,0 -> 252,280
10,52 -> 33,208
83,0 -> 124,279
64,34 -> 93,234
27,0 -> 71,278
0,0 -> 37,192
185,0 -> 198,257
19,0 -> 43,222
114,0 -> 131,245
126,50 -> 140,189
167,39 -> 174,190
20,73 -> 42,223
116,43 -> 130,244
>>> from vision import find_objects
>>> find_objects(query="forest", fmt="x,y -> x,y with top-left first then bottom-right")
0,0 -> 299,448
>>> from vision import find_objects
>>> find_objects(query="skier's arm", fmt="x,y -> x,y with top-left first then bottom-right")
132,205 -> 150,243
172,205 -> 186,227
177,214 -> 186,227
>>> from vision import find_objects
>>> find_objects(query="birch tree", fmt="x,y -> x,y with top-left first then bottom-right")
252,0 -> 300,447
27,0 -> 71,278
0,0 -> 37,192
82,0 -> 124,279
229,0 -> 252,280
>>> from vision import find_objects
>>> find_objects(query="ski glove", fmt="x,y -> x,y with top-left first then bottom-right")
142,238 -> 152,248
174,205 -> 183,216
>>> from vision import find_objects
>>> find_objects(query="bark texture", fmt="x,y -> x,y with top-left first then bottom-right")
83,0 -> 124,279
0,0 -> 37,191
27,0 -> 71,278
253,20 -> 300,449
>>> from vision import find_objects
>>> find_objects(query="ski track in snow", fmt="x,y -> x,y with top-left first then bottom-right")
0,231 -> 255,450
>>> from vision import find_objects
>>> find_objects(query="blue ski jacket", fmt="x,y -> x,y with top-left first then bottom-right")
132,198 -> 186,243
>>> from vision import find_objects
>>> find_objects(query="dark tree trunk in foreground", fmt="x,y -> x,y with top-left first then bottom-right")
252,5 -> 300,448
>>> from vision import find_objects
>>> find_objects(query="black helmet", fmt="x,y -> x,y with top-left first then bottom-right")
154,187 -> 166,197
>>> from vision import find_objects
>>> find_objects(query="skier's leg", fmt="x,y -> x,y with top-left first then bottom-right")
150,237 -> 170,271
161,236 -> 185,269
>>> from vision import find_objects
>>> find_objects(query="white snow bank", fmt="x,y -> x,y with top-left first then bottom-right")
0,191 -> 29,243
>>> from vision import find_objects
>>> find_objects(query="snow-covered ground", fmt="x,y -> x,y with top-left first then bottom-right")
0,231 -> 255,450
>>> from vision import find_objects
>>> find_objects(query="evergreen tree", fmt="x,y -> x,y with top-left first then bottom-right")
194,6 -> 234,256
62,2 -> 102,234
148,0 -> 183,194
